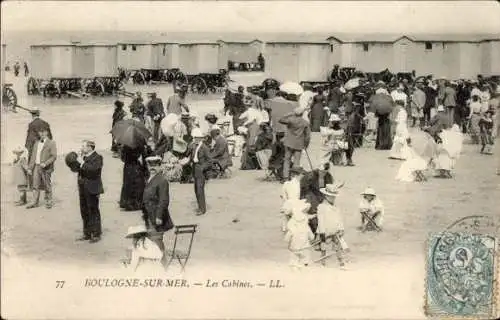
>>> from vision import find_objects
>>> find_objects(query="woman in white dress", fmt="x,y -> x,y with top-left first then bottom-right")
433,124 -> 463,178
389,100 -> 410,160
123,225 -> 164,274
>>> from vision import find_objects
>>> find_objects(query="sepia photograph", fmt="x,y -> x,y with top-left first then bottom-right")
1,1 -> 499,319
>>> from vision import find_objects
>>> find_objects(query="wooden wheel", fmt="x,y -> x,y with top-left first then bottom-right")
43,82 -> 61,98
132,71 -> 146,84
2,86 -> 18,109
191,76 -> 207,94
166,70 -> 175,82
27,77 -> 40,95
86,79 -> 105,96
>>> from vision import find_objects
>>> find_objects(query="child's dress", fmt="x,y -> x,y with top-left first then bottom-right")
280,178 -> 301,232
316,201 -> 348,266
284,211 -> 314,267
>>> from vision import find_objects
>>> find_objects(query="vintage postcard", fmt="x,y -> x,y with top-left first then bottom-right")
1,1 -> 500,319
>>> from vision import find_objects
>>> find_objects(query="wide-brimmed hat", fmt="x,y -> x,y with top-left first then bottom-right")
329,114 -> 341,122
125,225 -> 148,238
210,125 -> 221,132
145,156 -> 162,166
437,105 -> 445,112
191,128 -> 204,138
237,126 -> 248,135
361,187 -> 376,196
320,182 -> 344,197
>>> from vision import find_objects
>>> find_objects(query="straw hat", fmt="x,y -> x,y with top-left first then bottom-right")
361,187 -> 376,196
191,128 -> 204,138
30,107 -> 40,116
320,182 -> 344,197
237,126 -> 248,135
125,225 -> 148,238
145,156 -> 162,166
329,113 -> 341,122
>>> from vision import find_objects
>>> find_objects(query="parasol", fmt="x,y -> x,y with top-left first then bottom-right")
410,130 -> 438,161
369,93 -> 394,115
111,119 -> 152,149
161,114 -> 180,137
344,78 -> 361,91
279,82 -> 304,96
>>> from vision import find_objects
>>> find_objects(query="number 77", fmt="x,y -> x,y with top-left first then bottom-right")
56,280 -> 65,288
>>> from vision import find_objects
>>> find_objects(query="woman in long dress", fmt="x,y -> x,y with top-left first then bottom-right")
119,145 -> 148,211
309,88 -> 327,132
433,124 -> 463,178
389,101 -> 410,160
239,98 -> 262,170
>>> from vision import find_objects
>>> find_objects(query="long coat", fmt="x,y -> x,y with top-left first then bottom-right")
279,113 -> 311,151
142,173 -> 174,232
25,118 -> 52,156
28,139 -> 57,173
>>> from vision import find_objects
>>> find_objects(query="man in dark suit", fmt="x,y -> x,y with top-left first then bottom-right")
209,126 -> 232,172
187,128 -> 211,215
142,156 -> 174,251
25,108 -> 52,162
278,107 -> 311,181
72,140 -> 104,243
26,128 -> 57,209
146,92 -> 165,143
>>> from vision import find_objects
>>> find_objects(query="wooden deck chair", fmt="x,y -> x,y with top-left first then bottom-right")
360,211 -> 382,232
164,224 -> 198,272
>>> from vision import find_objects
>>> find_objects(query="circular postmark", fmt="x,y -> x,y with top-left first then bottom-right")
445,215 -> 500,236
427,215 -> 498,316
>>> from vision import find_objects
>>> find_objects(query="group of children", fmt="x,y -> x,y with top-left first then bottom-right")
280,166 -> 385,270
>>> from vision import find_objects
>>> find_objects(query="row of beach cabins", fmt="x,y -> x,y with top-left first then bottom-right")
2,34 -> 500,87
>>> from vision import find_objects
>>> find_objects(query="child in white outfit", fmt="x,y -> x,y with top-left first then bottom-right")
284,199 -> 315,268
280,167 -> 305,232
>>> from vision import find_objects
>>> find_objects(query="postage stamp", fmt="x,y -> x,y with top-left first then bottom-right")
425,231 -> 498,318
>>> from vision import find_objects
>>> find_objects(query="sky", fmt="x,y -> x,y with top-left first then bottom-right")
2,1 -> 500,35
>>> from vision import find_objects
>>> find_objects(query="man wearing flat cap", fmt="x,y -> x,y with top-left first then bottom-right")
146,92 -> 165,143
25,108 -> 53,163
71,140 -> 104,243
278,107 -> 311,182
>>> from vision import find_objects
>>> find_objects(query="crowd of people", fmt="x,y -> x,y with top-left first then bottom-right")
9,70 -> 500,272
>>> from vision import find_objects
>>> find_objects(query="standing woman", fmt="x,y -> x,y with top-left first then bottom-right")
389,100 -> 410,160
309,87 -> 326,132
239,96 -> 262,170
111,100 -> 126,157
119,144 -> 148,211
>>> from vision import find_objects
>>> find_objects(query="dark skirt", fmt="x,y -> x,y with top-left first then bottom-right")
120,162 -> 146,211
376,115 -> 393,150
310,104 -> 324,132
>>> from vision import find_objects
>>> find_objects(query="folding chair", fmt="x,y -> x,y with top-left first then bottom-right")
164,224 -> 198,272
360,211 -> 382,232
414,170 -> 427,182
255,149 -> 273,180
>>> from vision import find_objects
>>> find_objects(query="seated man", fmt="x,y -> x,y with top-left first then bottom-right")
208,125 -> 233,175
